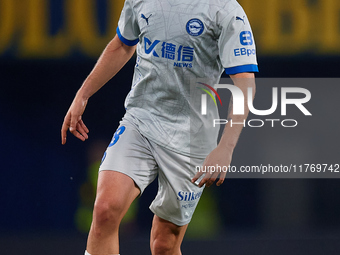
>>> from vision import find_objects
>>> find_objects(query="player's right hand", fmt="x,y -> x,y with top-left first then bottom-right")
61,97 -> 89,144
191,144 -> 232,188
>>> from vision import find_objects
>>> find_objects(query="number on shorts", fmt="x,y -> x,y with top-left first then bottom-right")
101,151 -> 107,165
108,126 -> 126,147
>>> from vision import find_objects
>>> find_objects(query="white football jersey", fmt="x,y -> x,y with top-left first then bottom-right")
117,0 -> 258,157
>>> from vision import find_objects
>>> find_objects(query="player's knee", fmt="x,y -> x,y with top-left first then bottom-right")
151,235 -> 176,255
152,239 -> 172,255
93,199 -> 125,227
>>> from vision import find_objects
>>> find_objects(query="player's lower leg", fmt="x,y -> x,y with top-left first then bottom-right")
86,171 -> 140,255
150,215 -> 188,255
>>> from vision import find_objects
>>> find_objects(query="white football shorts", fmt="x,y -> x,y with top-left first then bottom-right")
99,115 -> 205,226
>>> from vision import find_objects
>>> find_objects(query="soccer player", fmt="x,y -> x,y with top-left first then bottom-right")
61,0 -> 258,254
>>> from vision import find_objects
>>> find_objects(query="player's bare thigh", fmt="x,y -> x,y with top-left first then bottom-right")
94,170 -> 140,217
87,171 -> 140,253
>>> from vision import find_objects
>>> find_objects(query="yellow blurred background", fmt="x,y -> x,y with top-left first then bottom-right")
1,0 -> 340,58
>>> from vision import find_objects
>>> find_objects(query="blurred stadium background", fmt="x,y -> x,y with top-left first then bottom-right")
1,0 -> 340,254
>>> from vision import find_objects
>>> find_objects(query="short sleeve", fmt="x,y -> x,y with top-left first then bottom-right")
218,6 -> 259,75
117,0 -> 140,46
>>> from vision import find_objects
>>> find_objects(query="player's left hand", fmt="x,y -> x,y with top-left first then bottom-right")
191,145 -> 233,188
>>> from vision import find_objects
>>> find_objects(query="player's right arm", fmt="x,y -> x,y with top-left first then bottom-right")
61,35 -> 136,145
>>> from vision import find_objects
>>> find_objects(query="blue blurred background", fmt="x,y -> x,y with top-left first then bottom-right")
1,0 -> 340,254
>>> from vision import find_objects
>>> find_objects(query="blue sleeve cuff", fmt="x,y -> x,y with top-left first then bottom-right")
225,64 -> 259,75
116,27 -> 139,46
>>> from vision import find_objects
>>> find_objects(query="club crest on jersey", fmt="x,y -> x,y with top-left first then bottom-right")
186,18 -> 204,36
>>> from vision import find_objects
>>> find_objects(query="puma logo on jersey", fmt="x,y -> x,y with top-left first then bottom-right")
236,16 -> 245,25
141,14 -> 152,25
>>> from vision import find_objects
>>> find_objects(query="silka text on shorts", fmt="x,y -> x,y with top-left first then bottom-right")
177,191 -> 203,202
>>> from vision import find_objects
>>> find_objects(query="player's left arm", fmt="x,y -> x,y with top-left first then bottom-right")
192,72 -> 255,187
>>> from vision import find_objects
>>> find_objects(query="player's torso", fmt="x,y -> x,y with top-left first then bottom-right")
124,0 -> 238,156
132,0 -> 236,75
